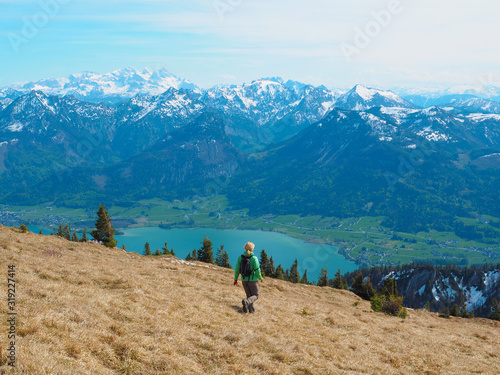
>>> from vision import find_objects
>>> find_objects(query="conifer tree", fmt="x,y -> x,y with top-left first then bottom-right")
191,249 -> 197,260
154,248 -> 161,256
275,265 -> 285,280
289,259 -> 300,283
63,224 -> 71,241
301,270 -> 309,284
215,245 -> 231,268
144,242 -> 151,256
197,236 -> 214,264
81,229 -> 88,242
318,268 -> 328,287
186,252 -> 192,261
268,256 -> 276,278
122,243 -> 127,252
171,248 -> 175,257
19,224 -> 28,233
57,223 -> 64,237
381,277 -> 398,297
39,228 -> 44,235
260,250 -> 271,277
91,204 -> 116,247
351,272 -> 374,298
71,231 -> 79,242
162,242 -> 170,255
332,269 -> 345,289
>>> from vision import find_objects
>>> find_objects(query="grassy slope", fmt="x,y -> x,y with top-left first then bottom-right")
1,225 -> 499,375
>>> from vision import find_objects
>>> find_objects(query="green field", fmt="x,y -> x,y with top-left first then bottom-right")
2,196 -> 500,268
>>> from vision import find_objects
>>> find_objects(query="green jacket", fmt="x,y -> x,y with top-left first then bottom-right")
234,252 -> 262,282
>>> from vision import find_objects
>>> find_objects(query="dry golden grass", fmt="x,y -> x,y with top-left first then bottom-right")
0,224 -> 499,374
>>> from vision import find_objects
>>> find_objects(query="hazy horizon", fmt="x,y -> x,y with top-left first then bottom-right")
1,0 -> 499,92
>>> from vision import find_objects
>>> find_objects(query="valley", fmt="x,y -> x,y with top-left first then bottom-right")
7,195 -> 500,268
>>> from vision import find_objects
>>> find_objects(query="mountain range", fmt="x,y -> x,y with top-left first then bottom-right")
0,67 -> 499,237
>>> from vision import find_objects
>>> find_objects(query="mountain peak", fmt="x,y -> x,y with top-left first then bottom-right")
6,67 -> 199,104
335,84 -> 415,110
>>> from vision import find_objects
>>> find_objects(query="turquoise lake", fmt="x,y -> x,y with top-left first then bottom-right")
28,225 -> 359,277
115,227 -> 358,277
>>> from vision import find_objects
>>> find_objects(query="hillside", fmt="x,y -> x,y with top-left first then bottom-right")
1,225 -> 499,374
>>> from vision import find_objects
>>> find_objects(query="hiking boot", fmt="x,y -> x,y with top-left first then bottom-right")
249,304 -> 255,313
242,299 -> 248,313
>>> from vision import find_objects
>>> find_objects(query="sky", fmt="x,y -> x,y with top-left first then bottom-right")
0,0 -> 499,91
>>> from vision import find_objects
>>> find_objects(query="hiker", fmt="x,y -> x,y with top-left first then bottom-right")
234,242 -> 263,313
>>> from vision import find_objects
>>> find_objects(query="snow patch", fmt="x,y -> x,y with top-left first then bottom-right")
7,122 -> 24,132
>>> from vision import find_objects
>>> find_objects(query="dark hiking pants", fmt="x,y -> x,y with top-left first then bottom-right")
242,281 -> 259,312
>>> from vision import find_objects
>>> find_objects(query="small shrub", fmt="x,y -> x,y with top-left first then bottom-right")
439,307 -> 451,319
371,294 -> 405,318
370,295 -> 383,312
398,308 -> 408,319
20,224 -> 28,233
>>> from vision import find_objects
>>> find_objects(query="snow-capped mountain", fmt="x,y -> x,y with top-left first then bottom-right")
4,67 -> 199,104
396,85 -> 500,108
352,264 -> 500,317
335,85 -> 415,111
443,98 -> 500,115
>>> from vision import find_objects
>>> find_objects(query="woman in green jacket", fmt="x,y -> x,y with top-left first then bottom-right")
234,242 -> 263,313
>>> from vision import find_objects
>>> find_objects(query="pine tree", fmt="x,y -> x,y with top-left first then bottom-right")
215,245 -> 230,268
450,304 -> 459,317
186,253 -> 192,261
162,242 -> 170,255
57,223 -> 64,237
289,259 -> 300,283
363,277 -> 376,300
39,228 -> 43,235
144,242 -> 151,256
215,244 -> 225,266
154,248 -> 161,256
191,249 -> 197,260
351,272 -> 365,297
197,236 -> 214,264
381,277 -> 398,297
260,250 -> 271,277
318,268 -> 328,287
332,269 -> 345,289
71,231 -> 79,242
19,224 -> 28,233
122,243 -> 127,252
275,265 -> 285,280
171,248 -> 175,257
301,270 -> 309,284
63,224 -> 71,241
268,256 -> 276,278
81,229 -> 88,242
90,204 -> 117,247
215,245 -> 231,269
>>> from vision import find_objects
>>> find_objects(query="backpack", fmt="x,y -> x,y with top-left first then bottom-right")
240,255 -> 255,279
